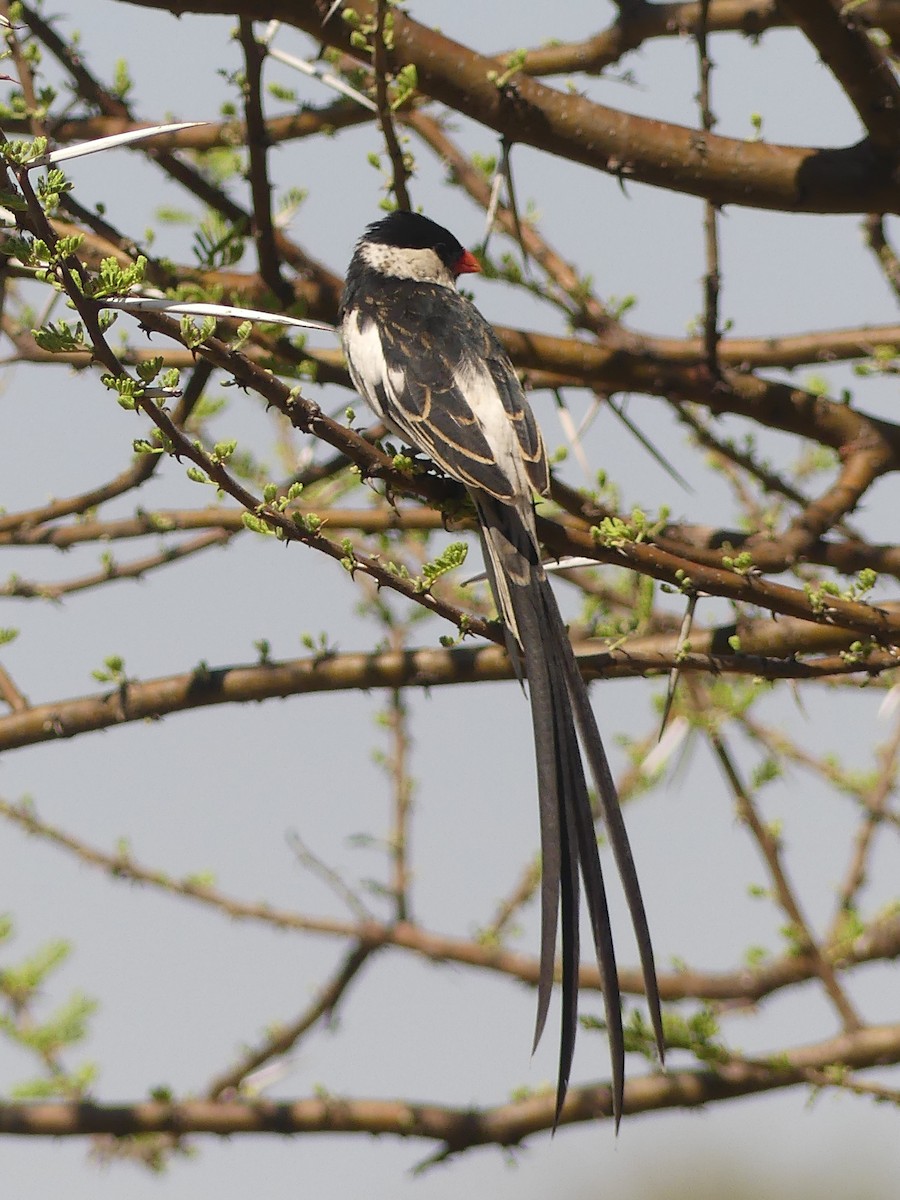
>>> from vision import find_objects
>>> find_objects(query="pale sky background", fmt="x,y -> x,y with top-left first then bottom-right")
1,2 -> 899,1197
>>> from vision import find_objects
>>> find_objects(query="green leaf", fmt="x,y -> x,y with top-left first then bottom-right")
242,512 -> 276,536
420,541 -> 468,588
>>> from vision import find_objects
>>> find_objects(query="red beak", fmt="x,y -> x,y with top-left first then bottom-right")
454,248 -> 482,276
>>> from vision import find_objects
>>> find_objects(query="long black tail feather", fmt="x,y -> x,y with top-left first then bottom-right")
557,754 -> 581,1122
562,647 -> 666,1063
515,567 -> 626,1126
475,497 -> 664,1128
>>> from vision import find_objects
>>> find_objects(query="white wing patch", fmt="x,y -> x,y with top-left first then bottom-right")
342,314 -> 389,420
342,313 -> 417,445
452,358 -> 533,501
386,362 -> 408,401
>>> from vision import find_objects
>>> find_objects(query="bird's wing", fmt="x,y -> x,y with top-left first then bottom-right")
344,285 -> 549,502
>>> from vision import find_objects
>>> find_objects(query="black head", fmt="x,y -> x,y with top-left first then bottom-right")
362,211 -> 469,275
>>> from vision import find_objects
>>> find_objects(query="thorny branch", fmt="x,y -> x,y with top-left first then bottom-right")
0,0 -> 899,1161
1,1022 -> 900,1144
1,794 -> 898,1008
372,0 -> 412,210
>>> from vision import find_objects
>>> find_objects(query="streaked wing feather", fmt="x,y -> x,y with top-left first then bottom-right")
486,355 -> 549,496
348,282 -> 548,502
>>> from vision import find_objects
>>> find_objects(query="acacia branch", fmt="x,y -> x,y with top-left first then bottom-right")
1,795 -> 897,1007
863,213 -> 900,300
0,360 -> 213,534
739,711 -> 900,831
0,530 -> 231,600
542,515 -> 900,641
0,102 -> 375,147
829,714 -> 900,927
1,1022 -> 898,1143
20,2 -> 344,312
704,710 -> 863,1031
373,0 -> 412,210
697,0 -> 722,373
113,0 -> 900,212
0,505 -> 446,548
10,308 -> 900,382
779,0 -> 900,149
507,1 -> 900,76
0,615 -> 896,752
239,17 -> 294,305
205,942 -> 375,1099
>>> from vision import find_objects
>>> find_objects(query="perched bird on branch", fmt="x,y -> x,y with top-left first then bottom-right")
340,210 -> 664,1126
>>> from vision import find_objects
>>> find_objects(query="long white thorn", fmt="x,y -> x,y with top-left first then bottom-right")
28,122 -> 207,168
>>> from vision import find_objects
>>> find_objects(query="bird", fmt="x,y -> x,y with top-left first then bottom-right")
339,210 -> 664,1127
